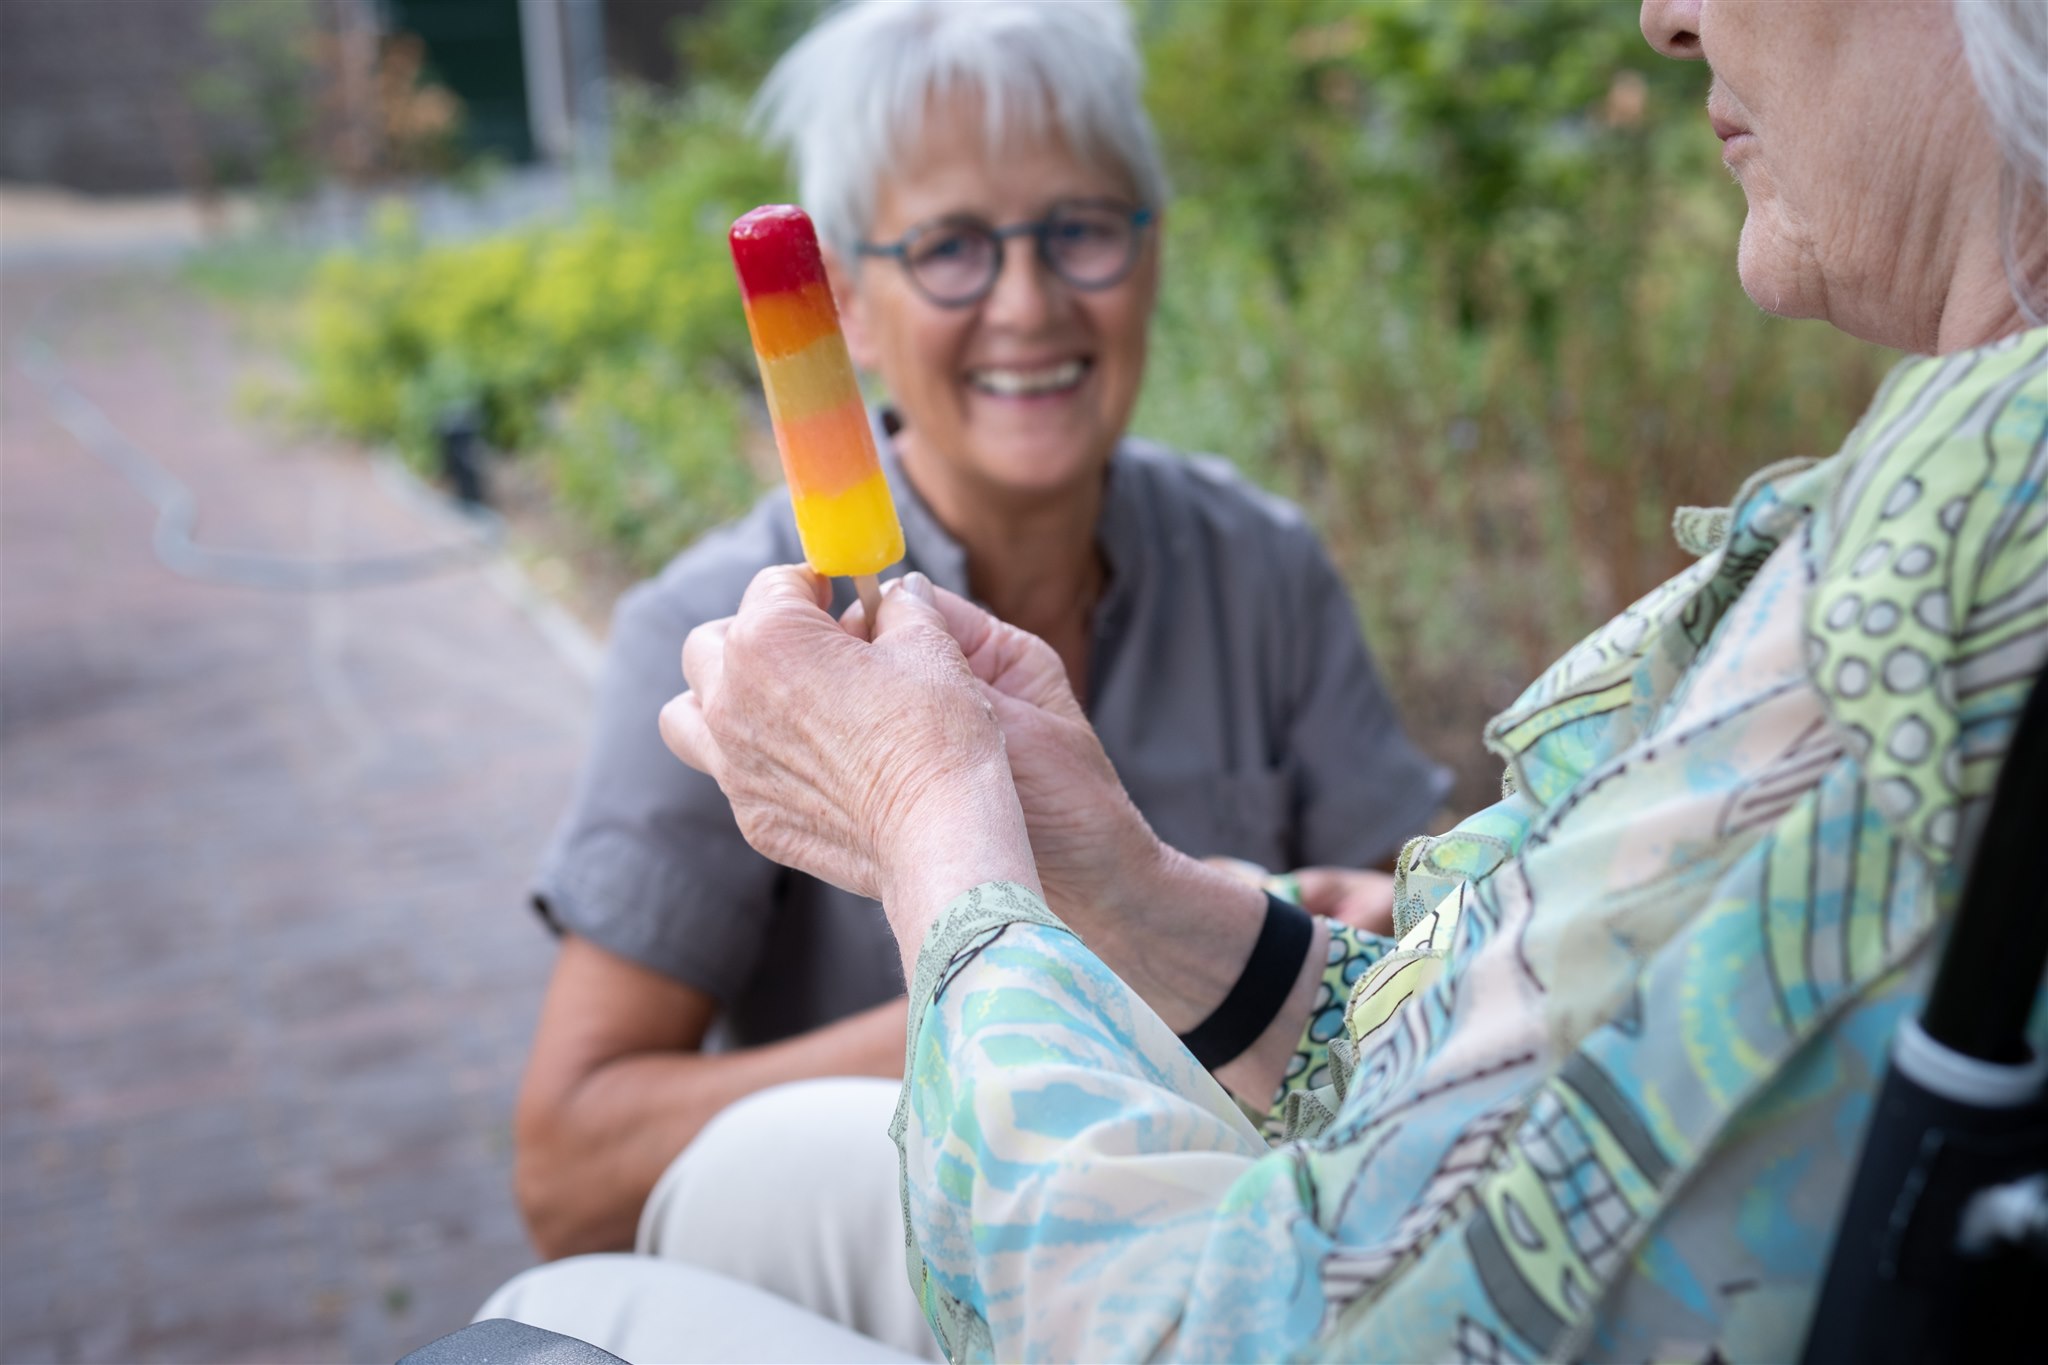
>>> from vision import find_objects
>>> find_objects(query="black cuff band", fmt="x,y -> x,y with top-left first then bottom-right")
1176,891 -> 1315,1071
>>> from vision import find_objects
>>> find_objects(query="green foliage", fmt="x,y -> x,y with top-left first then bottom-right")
551,346 -> 764,569
187,0 -> 320,195
672,0 -> 831,93
288,0 -> 1894,799
294,83 -> 784,570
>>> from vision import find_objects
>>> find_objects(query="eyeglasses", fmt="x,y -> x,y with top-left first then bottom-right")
856,198 -> 1155,308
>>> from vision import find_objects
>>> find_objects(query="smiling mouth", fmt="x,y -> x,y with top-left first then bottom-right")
967,359 -> 1090,397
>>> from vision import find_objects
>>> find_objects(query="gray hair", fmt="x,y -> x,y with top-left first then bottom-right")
751,0 -> 1170,266
1953,0 -> 2048,321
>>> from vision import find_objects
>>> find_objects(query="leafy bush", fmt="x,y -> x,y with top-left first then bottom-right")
289,0 -> 1893,802
296,84 -> 783,571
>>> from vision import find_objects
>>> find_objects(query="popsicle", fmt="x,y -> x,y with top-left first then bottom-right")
729,204 -> 903,621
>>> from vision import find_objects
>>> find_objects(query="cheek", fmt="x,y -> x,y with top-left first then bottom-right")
1091,286 -> 1154,378
878,312 -> 969,403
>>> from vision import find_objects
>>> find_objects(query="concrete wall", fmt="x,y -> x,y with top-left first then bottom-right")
0,0 -> 232,193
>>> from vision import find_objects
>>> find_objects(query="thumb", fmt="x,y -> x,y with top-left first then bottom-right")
872,571 -> 950,641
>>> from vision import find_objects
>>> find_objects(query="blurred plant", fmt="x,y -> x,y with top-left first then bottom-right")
183,0 -> 321,197
181,2 -> 465,197
673,0 -> 830,93
550,347 -> 766,570
309,27 -> 466,184
296,57 -> 783,571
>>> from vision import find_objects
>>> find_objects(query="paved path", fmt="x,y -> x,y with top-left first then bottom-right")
1,265 -> 593,1363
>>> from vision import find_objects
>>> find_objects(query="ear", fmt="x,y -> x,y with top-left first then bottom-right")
823,249 -> 879,371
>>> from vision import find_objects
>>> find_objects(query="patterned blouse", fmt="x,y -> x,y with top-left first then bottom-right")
887,329 -> 2048,1363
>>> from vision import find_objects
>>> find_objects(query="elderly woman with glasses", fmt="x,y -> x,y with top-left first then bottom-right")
657,0 -> 2048,1360
492,1 -> 1445,1358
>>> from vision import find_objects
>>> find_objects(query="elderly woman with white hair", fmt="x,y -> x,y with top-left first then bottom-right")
653,0 -> 2048,1360
487,1 -> 1445,1359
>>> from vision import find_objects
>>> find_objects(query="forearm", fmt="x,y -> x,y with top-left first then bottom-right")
515,996 -> 906,1258
899,897 -> 1314,1361
876,756 -> 1043,983
1069,846 -> 1329,1107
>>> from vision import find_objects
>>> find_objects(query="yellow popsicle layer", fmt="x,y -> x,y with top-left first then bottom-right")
792,470 -> 905,577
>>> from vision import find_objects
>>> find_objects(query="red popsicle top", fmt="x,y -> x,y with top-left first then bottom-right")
730,205 -> 829,298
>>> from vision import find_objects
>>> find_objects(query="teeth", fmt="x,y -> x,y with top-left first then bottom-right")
969,360 -> 1086,396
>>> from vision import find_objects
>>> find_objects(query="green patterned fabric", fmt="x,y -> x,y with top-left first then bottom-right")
890,330 -> 2047,1362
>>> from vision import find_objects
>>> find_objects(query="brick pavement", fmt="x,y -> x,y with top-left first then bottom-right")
1,265 -> 597,1363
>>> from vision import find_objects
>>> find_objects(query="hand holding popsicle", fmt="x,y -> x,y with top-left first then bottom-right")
659,568 -> 1039,964
729,205 -> 904,622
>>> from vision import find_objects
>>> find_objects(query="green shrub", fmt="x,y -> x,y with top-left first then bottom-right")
296,87 -> 782,482
549,346 -> 764,574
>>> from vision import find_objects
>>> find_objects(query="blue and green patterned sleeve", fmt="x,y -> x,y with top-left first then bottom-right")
889,882 -> 1329,1362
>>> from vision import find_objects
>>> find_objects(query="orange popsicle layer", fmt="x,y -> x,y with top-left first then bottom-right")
730,204 -> 903,579
772,398 -> 888,502
741,282 -> 838,360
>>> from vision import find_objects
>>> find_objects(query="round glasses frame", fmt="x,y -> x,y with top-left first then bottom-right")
855,198 -> 1156,308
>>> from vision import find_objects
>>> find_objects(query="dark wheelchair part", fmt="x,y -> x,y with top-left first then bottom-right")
398,1317 -> 625,1365
1801,662 -> 2048,1365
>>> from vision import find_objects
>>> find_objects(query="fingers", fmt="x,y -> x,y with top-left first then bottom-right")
1289,866 -> 1343,916
658,691 -> 719,776
847,572 -> 1084,725
681,617 -> 731,701
869,575 -> 981,683
842,572 -> 983,642
738,563 -> 833,618
906,576 -> 1081,719
918,577 -> 1001,653
870,570 -> 949,639
1290,867 -> 1396,935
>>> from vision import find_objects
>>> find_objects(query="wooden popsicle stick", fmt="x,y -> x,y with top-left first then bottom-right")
853,573 -> 883,638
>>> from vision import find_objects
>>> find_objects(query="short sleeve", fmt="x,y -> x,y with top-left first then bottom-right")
1285,535 -> 1451,867
529,505 -> 790,1001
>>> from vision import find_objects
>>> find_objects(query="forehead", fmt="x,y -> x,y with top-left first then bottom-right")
868,90 -> 1138,234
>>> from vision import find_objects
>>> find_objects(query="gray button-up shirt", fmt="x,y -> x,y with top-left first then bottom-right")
532,437 -> 1449,1048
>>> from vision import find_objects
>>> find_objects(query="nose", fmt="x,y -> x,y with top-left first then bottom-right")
1640,0 -> 1704,60
978,235 -> 1061,332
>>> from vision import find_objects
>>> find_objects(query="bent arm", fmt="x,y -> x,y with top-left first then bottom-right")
513,934 -> 907,1259
896,883 -> 1391,1362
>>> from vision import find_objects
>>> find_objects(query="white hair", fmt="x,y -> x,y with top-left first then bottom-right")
751,0 -> 1169,265
1953,0 -> 2048,320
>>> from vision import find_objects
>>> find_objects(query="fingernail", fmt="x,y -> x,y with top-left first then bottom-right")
901,572 -> 935,603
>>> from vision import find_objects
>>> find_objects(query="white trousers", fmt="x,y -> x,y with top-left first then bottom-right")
476,1077 -> 941,1364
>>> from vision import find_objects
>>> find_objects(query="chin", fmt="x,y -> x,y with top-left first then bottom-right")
1735,210 -> 1823,321
975,443 -> 1106,498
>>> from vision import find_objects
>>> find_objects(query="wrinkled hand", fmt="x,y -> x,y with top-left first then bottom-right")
846,582 -> 1323,1083
1291,866 -> 1397,935
659,568 -> 1032,929
845,581 -> 1163,935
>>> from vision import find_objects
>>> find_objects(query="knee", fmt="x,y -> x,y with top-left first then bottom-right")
686,1076 -> 900,1170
